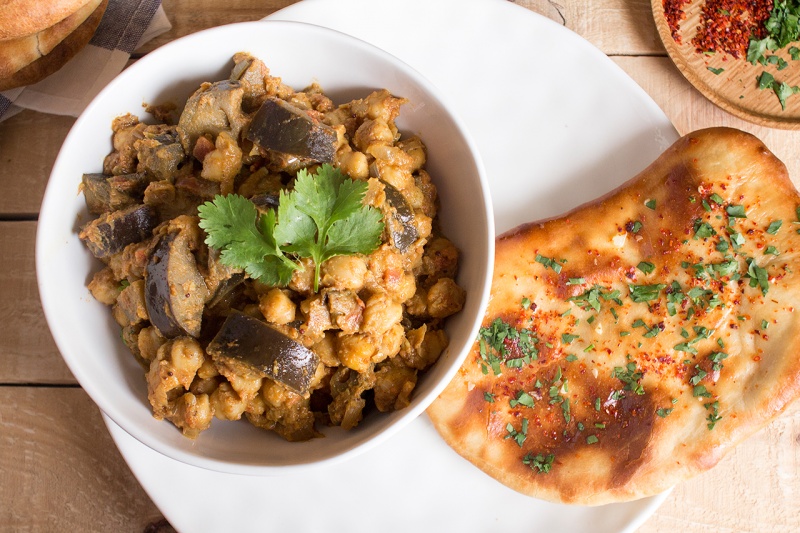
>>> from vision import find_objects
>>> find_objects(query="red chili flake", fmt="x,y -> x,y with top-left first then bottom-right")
664,0 -> 692,43
691,0 -> 773,59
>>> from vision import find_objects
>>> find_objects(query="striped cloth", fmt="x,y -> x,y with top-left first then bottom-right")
0,0 -> 170,121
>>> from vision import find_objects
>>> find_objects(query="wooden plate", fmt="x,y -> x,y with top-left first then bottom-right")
652,0 -> 800,129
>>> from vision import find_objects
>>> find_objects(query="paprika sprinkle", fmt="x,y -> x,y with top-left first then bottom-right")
664,0 -> 692,43
691,0 -> 773,58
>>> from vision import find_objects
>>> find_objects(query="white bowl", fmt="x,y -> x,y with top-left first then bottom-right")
36,20 -> 494,475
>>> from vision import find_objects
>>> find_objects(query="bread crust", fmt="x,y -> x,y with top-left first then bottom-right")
427,127 -> 800,505
0,0 -> 94,41
0,0 -> 102,78
0,0 -> 106,91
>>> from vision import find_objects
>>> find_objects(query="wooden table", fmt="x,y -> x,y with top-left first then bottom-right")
2,1 -> 798,531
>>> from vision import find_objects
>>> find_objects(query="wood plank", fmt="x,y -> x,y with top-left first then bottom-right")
0,387 -> 795,532
135,0 -> 299,55
0,221 -> 73,384
0,387 -> 163,531
141,0 -> 666,57
0,111 -> 75,216
640,401 -> 800,532
512,0 -> 664,55
615,55 -> 800,184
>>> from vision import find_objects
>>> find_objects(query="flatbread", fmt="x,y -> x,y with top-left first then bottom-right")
427,127 -> 800,505
0,0 -> 94,41
0,0 -> 106,91
0,0 -> 102,78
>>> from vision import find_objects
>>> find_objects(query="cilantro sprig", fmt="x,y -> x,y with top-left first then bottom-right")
198,164 -> 384,292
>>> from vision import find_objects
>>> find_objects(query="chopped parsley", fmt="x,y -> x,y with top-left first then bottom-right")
705,401 -> 722,430
656,407 -> 674,418
628,283 -> 666,303
561,333 -> 579,344
632,318 -> 662,338
535,253 -> 563,274
693,219 -> 717,239
477,318 -> 540,375
726,204 -> 747,218
523,452 -> 555,474
510,390 -> 535,408
745,258 -> 770,295
505,420 -> 528,447
747,1 -> 800,67
611,361 -> 645,395
568,285 -> 621,312
766,220 -> 783,234
637,261 -> 655,275
693,384 -> 712,398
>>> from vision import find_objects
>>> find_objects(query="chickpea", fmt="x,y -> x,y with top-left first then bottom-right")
87,267 -> 120,306
200,130 -> 242,195
337,333 -> 378,372
426,277 -> 466,318
211,382 -> 248,421
361,292 -> 403,335
172,392 -> 213,438
259,288 -> 296,325
336,148 -> 369,180
320,255 -> 367,291
354,119 -> 393,152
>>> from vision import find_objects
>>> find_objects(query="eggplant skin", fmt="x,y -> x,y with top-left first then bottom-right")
207,312 -> 319,395
381,180 -> 419,253
81,172 -> 150,215
144,231 -> 209,339
246,97 -> 337,163
79,204 -> 158,259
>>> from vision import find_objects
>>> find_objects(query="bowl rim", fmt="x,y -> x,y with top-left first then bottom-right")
36,19 -> 495,475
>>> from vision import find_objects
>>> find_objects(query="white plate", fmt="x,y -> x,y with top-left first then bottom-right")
107,0 -> 678,530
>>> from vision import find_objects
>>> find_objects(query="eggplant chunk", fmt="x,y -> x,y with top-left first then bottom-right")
207,312 -> 319,395
249,192 -> 280,211
136,130 -> 186,181
82,172 -> 149,215
79,204 -> 157,259
381,180 -> 419,253
145,231 -> 209,338
246,97 -> 337,163
177,80 -> 247,155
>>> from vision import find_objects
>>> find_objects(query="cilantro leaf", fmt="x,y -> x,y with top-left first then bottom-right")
198,194 -> 299,286
198,165 -> 384,291
280,164 -> 384,290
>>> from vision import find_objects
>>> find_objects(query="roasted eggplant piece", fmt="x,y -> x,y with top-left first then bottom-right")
249,192 -> 280,211
177,80 -> 248,154
81,172 -> 150,215
145,230 -> 209,338
79,203 -> 157,259
136,130 -> 186,181
246,97 -> 337,163
207,312 -> 319,395
381,180 -> 418,253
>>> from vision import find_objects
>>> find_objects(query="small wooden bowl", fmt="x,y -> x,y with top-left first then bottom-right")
652,0 -> 800,129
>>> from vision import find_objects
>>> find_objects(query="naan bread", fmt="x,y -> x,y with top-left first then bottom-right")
0,0 -> 102,79
427,128 -> 800,505
0,0 -> 106,91
0,0 -> 96,41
